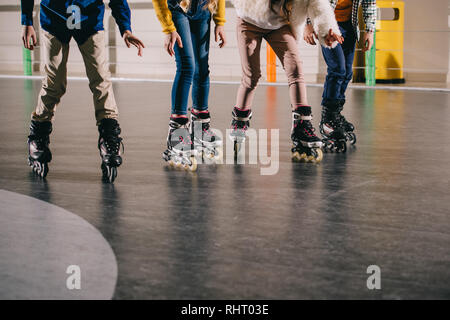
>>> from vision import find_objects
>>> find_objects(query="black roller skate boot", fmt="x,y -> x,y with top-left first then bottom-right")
336,99 -> 356,145
291,105 -> 323,163
229,107 -> 252,157
28,120 -> 52,178
163,116 -> 197,171
98,118 -> 123,183
190,110 -> 222,161
320,101 -> 348,152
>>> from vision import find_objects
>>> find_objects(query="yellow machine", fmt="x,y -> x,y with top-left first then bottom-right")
375,0 -> 405,83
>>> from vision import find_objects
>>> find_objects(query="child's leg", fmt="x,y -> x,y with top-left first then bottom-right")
321,21 -> 356,143
33,30 -> 69,122
264,25 -> 308,108
171,10 -> 196,116
319,23 -> 354,152
235,18 -> 264,110
78,31 -> 123,182
188,11 -> 222,159
77,31 -> 118,124
265,26 -> 322,162
28,31 -> 68,177
339,22 -> 357,100
190,12 -> 211,112
321,36 -> 346,107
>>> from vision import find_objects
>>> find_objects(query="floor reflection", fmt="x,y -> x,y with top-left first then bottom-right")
27,172 -> 52,204
99,183 -> 122,240
163,168 -> 215,297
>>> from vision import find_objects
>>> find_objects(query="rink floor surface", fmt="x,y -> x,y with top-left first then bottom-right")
0,78 -> 449,299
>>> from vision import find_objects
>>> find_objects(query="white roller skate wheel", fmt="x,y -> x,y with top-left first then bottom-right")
188,157 -> 197,172
205,150 -> 215,160
299,153 -> 308,162
214,147 -> 223,162
307,154 -> 316,162
315,148 -> 324,163
234,141 -> 241,153
105,165 -> 115,182
174,159 -> 182,168
348,133 -> 356,145
41,163 -> 49,178
35,162 -> 42,176
338,141 -> 347,153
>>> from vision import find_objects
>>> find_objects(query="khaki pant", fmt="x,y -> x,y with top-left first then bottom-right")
235,18 -> 308,109
33,30 -> 118,124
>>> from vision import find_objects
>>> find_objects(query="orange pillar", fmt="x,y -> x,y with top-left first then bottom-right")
266,44 -> 276,82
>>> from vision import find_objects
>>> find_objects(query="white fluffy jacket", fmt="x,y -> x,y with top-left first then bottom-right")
232,0 -> 341,48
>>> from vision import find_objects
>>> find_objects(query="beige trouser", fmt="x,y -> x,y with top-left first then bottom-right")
33,30 -> 118,124
236,18 -> 308,109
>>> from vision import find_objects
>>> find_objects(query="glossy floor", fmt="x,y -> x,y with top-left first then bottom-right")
0,78 -> 449,299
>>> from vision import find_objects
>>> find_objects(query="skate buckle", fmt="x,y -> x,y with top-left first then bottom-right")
293,113 -> 312,121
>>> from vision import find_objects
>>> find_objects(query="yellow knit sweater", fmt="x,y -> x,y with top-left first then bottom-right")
152,0 -> 226,34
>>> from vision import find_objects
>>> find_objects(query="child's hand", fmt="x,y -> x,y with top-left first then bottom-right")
22,26 -> 37,50
215,25 -> 226,48
362,31 -> 374,52
303,24 -> 318,45
165,31 -> 182,56
324,29 -> 344,47
123,31 -> 145,57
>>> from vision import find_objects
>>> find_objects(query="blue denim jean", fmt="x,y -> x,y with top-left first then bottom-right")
170,5 -> 211,115
321,20 -> 356,106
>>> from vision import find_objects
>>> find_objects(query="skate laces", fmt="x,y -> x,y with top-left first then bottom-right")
201,122 -> 216,138
179,133 -> 193,145
294,119 -> 317,137
231,108 -> 251,132
98,119 -> 124,154
169,116 -> 194,148
232,119 -> 248,131
29,135 -> 50,150
29,121 -> 52,148
231,115 -> 250,131
177,125 -> 193,146
293,109 -> 317,138
324,111 -> 343,128
336,112 -> 350,127
102,135 -> 124,154
191,111 -> 217,139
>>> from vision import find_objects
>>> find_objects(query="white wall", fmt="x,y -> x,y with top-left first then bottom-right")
0,0 -> 319,81
448,0 -> 450,82
0,0 -> 449,84
99,0 -> 321,81
0,1 -> 24,73
403,0 -> 449,82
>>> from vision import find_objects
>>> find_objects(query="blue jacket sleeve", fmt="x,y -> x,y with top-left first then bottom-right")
21,0 -> 35,26
109,0 -> 132,36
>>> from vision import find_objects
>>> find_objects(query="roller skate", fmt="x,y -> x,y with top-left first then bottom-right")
319,101 -> 348,153
162,116 -> 197,171
336,99 -> 356,145
27,120 -> 52,178
290,105 -> 323,163
229,107 -> 252,158
190,110 -> 222,161
98,118 -> 124,183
